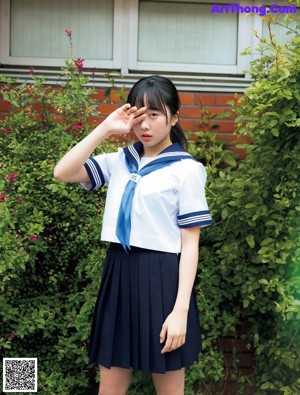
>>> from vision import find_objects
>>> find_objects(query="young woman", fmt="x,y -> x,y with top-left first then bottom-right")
54,75 -> 212,395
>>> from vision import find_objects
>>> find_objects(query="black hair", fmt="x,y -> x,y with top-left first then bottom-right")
127,75 -> 188,151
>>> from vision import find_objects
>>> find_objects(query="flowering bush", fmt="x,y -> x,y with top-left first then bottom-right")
1,18 -> 299,394
0,31 -> 106,394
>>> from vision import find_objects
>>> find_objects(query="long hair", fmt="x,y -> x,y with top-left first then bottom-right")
127,75 -> 188,151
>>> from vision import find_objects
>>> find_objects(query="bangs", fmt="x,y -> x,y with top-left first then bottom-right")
127,82 -> 168,118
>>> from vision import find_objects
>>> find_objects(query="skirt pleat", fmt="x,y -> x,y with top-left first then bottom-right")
88,243 -> 202,374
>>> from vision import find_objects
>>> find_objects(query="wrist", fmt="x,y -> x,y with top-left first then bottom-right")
95,120 -> 113,138
173,306 -> 189,314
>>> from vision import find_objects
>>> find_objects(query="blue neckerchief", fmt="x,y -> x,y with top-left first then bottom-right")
116,142 -> 193,252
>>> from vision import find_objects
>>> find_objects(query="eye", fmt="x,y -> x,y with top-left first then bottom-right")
149,112 -> 159,119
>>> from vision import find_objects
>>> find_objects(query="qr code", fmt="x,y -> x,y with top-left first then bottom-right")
3,358 -> 37,393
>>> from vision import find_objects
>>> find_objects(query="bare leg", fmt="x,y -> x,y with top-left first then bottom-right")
98,365 -> 132,395
152,368 -> 185,395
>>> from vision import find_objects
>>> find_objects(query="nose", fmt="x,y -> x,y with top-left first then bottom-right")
140,116 -> 149,130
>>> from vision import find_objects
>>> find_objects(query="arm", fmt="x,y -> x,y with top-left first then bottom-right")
160,226 -> 201,354
53,104 -> 147,183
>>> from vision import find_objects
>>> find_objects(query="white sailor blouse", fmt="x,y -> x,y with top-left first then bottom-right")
81,142 -> 213,253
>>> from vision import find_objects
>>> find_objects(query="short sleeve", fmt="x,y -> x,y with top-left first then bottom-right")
177,161 -> 213,228
80,151 -> 119,190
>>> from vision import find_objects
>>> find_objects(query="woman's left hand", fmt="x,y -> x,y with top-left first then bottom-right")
160,309 -> 188,354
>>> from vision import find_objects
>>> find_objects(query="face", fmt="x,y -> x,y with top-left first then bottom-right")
132,107 -> 178,157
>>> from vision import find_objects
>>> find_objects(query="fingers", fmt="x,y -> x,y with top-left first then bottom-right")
160,323 -> 167,345
134,106 -> 147,115
120,103 -> 131,111
129,106 -> 147,119
161,334 -> 186,354
128,106 -> 147,128
121,104 -> 147,116
159,313 -> 188,354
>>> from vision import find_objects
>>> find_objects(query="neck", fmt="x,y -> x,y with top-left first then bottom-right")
142,141 -> 173,158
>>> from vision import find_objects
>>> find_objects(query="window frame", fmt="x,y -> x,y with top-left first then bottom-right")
0,0 -> 123,69
0,0 -> 298,90
127,0 -> 254,75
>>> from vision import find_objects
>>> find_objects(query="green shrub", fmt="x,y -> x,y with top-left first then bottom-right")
189,14 -> 300,395
1,16 -> 299,394
0,43 -> 108,394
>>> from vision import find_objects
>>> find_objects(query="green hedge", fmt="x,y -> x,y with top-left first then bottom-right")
1,17 -> 299,394
191,15 -> 300,395
0,57 -> 107,394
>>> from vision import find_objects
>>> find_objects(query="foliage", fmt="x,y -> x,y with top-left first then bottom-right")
187,14 -> 300,395
1,16 -> 300,395
0,33 -> 107,394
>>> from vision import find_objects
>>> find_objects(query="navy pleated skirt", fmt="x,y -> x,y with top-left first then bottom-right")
88,243 -> 202,374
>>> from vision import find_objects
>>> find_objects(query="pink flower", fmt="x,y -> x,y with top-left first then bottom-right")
29,67 -> 34,75
73,122 -> 83,131
65,29 -> 72,38
66,122 -> 84,132
0,193 -> 8,202
6,172 -> 18,184
30,234 -> 38,241
38,115 -> 48,125
90,67 -> 97,74
74,58 -> 85,72
4,128 -> 11,134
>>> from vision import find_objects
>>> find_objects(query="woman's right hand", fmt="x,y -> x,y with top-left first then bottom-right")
102,104 -> 147,136
54,104 -> 147,183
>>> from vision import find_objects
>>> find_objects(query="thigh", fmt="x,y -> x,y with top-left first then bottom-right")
99,365 -> 132,395
152,368 -> 185,395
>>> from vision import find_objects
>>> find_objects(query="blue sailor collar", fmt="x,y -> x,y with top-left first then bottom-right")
117,142 -> 195,251
123,141 -> 194,169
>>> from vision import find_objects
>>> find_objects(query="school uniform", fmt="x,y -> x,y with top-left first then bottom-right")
81,141 -> 213,374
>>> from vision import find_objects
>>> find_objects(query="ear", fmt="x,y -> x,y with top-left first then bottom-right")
171,111 -> 179,126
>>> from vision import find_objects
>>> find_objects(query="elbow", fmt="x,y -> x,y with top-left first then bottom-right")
53,165 -> 66,182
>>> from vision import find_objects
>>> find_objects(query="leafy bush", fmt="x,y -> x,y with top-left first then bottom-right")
1,17 -> 299,394
189,15 -> 300,395
0,41 -> 107,394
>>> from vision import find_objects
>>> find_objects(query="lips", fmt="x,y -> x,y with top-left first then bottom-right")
141,133 -> 152,141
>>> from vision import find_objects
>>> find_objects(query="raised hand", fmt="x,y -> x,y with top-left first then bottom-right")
103,104 -> 147,136
54,104 -> 147,183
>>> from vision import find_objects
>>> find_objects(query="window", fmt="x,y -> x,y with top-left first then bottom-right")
0,0 -> 298,86
0,0 -> 123,68
138,2 -> 238,65
128,0 -> 253,74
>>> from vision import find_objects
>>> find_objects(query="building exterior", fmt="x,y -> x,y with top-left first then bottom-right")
0,0 -> 297,153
